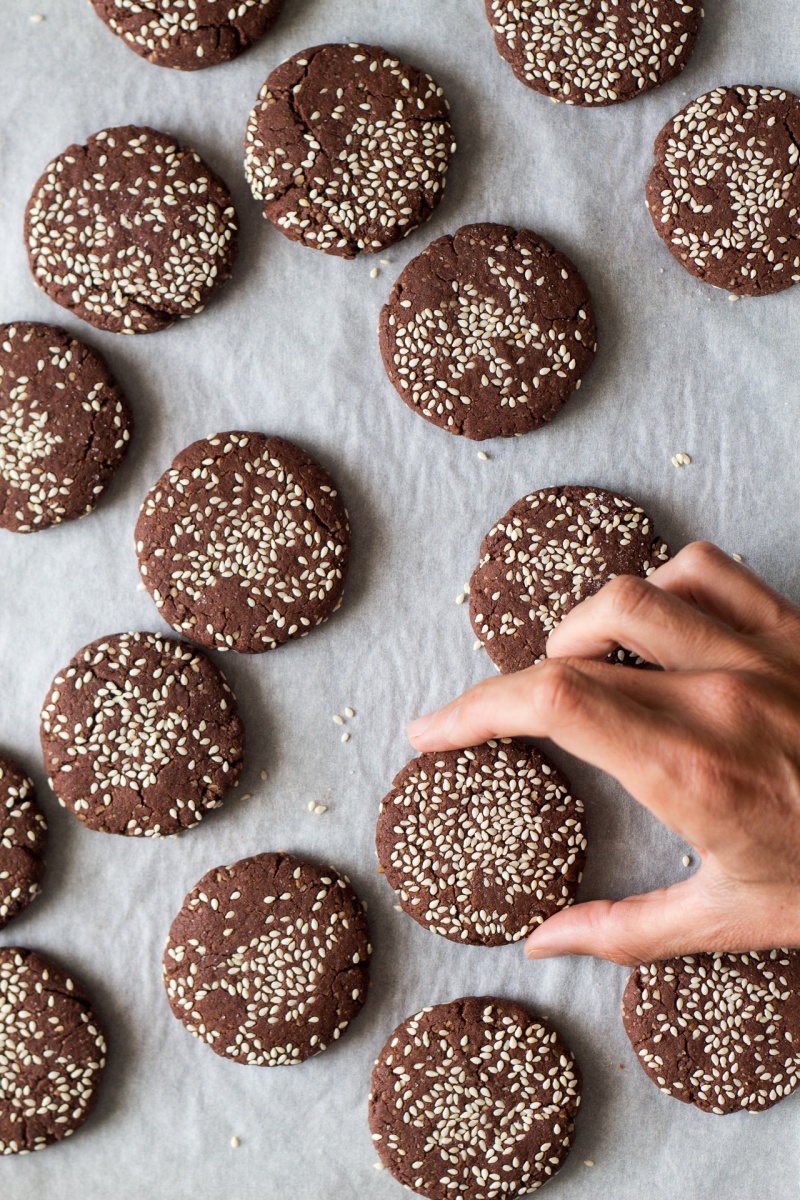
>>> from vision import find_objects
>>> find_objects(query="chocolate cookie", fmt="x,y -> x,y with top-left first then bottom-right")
0,948 -> 107,1155
623,951 -> 800,1114
244,43 -> 455,258
647,86 -> 800,296
470,485 -> 670,673
135,432 -> 350,654
377,740 -> 585,945
485,0 -> 703,106
0,756 -> 47,930
90,0 -> 284,70
379,224 -> 596,440
369,997 -> 580,1198
0,322 -> 132,532
25,126 -> 238,334
163,852 -> 371,1066
40,632 -> 244,837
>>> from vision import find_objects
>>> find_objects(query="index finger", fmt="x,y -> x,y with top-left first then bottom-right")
407,660 -> 680,800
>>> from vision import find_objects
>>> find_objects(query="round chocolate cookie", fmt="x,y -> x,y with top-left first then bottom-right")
163,852 -> 371,1066
244,43 -> 455,258
485,0 -> 703,106
647,86 -> 800,296
379,224 -> 596,439
0,755 -> 47,930
90,0 -> 284,70
369,996 -> 580,1198
623,950 -> 800,1114
377,739 -> 585,945
135,432 -> 350,654
0,947 -> 107,1155
40,631 -> 244,837
0,322 -> 131,532
470,485 -> 670,673
25,126 -> 238,334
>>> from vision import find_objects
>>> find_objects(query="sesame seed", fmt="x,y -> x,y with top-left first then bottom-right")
370,267 -> 380,278
456,592 -> 466,605
682,855 -> 691,867
341,732 -> 350,743
261,770 -> 268,781
477,450 -> 490,461
230,1136 -> 240,1149
584,1159 -> 595,1167
344,707 -> 355,719
732,552 -> 743,563
333,714 -> 345,726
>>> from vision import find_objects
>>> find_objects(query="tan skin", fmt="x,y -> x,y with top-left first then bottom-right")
407,542 -> 800,967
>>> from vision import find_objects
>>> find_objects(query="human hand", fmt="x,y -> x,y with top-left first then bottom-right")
407,542 -> 800,965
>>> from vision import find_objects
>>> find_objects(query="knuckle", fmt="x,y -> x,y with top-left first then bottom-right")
679,540 -> 723,572
603,573 -> 652,621
534,661 -> 583,720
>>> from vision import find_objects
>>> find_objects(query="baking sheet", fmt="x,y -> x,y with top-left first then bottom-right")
1,0 -> 800,1196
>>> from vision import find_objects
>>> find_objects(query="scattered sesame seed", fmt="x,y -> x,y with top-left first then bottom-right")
30,13 -> 45,21
477,450 -> 490,461
379,258 -> 392,265
341,732 -> 350,743
241,793 -> 252,802
729,294 -> 741,303
393,904 -> 403,911
456,592 -> 466,605
261,770 -> 268,781
137,582 -> 146,591
732,552 -> 743,563
584,1159 -> 595,1167
682,855 -> 691,867
315,804 -> 328,815
473,640 -> 483,652
344,707 -> 355,719
370,267 -> 380,278
333,714 -> 345,726
374,1162 -> 385,1170
230,1136 -> 240,1149
308,801 -> 316,812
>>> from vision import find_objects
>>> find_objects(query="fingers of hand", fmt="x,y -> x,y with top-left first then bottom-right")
407,660 -> 669,786
523,876 -> 719,966
546,572 -> 746,671
648,541 -> 800,640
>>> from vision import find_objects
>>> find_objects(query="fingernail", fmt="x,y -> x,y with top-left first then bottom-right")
524,935 -> 566,961
407,712 -> 435,741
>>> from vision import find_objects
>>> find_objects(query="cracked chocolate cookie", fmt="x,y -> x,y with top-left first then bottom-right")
623,951 -> 800,1114
40,631 -> 244,837
163,852 -> 371,1065
470,485 -> 670,673
25,126 -> 238,333
90,0 -> 284,70
0,755 -> 47,930
485,0 -> 703,106
0,322 -> 131,532
647,86 -> 800,295
0,947 -> 107,1155
376,739 -> 585,945
369,996 -> 580,1198
244,43 -> 455,257
135,432 -> 350,654
379,223 -> 596,439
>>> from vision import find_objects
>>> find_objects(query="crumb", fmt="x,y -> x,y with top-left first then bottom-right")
376,866 -> 385,874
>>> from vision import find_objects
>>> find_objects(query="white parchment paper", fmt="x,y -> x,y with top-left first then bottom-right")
1,1 -> 800,1196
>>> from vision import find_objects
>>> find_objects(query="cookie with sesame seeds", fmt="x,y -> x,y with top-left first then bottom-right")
0,322 -> 131,533
0,755 -> 47,930
376,739 -> 585,945
0,947 -> 107,1155
485,0 -> 703,106
470,485 -> 670,673
369,996 -> 581,1198
135,432 -> 350,654
244,43 -> 455,258
39,632 -> 244,838
25,126 -> 238,334
379,223 -> 596,439
90,0 -> 284,70
163,852 -> 371,1066
622,950 -> 800,1114
646,86 -> 800,296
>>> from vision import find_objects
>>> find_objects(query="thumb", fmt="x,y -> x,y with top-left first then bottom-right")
524,875 -> 725,966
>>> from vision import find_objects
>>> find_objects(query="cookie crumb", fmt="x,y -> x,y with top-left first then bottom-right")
732,552 -> 743,563
231,1136 -> 240,1149
370,267 -> 379,279
377,866 -> 385,874
456,592 -> 466,605
477,450 -> 490,461
344,706 -> 355,718
333,714 -> 345,726
341,732 -> 350,743
682,854 -> 691,867
618,1063 -> 624,1069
